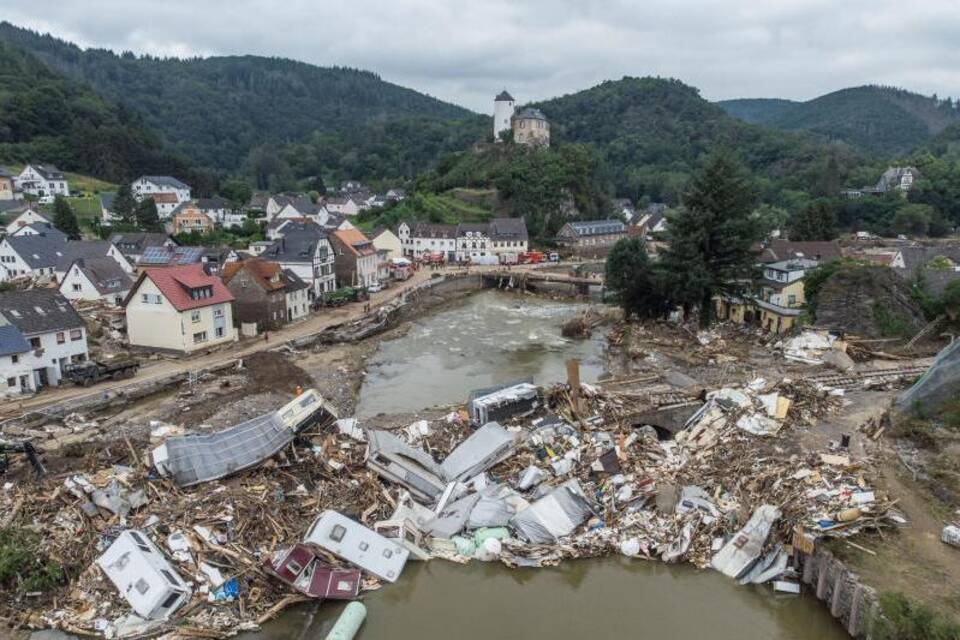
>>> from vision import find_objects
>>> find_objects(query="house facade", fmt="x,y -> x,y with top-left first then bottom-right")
15,165 -> 69,198
59,256 -> 134,306
455,223 -> 491,262
125,264 -> 237,354
0,229 -> 69,281
0,289 -> 89,394
397,222 -> 457,260
222,258 -> 292,332
132,176 -> 191,205
512,108 -> 550,147
370,227 -> 403,260
716,258 -> 818,334
488,218 -> 529,256
555,220 -> 627,248
260,222 -> 336,299
330,228 -> 378,288
171,202 -> 215,235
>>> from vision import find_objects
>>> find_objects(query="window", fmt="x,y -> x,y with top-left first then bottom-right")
56,332 -> 65,344
215,327 -> 225,338
330,525 -> 347,542
72,283 -> 82,292
213,308 -> 224,318
11,354 -> 18,364
382,549 -> 393,558
359,541 -> 369,551
70,329 -> 82,341
193,331 -> 208,344
160,592 -> 181,610
286,559 -> 303,574
29,337 -> 40,349
141,293 -> 150,303
134,578 -> 151,595
191,310 -> 201,323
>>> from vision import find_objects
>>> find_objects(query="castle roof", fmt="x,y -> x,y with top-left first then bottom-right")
495,90 -> 514,102
512,107 -> 548,122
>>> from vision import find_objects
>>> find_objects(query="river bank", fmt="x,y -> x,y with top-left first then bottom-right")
0,289 -> 936,640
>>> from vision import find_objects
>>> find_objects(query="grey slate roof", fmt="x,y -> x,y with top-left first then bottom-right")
0,289 -> 84,335
281,268 -> 309,292
4,233 -> 70,269
196,196 -> 232,211
67,256 -> 134,295
29,164 -> 64,180
411,222 -> 457,239
55,240 -> 117,273
0,166 -> 12,178
0,319 -> 30,357
895,246 -> 960,277
262,222 -> 329,264
920,269 -> 960,298
108,232 -> 172,256
15,223 -> 67,242
565,220 -> 626,236
495,90 -> 514,102
456,222 -> 489,236
0,200 -> 30,215
513,107 -> 548,121
488,217 -> 528,241
138,175 -> 189,190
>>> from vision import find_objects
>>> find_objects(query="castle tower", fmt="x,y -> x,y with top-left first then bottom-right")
493,90 -> 515,142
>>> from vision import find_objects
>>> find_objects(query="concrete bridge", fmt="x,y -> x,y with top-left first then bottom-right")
478,268 -> 605,296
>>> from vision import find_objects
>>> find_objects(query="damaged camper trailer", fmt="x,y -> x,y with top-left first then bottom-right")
96,530 -> 192,620
262,543 -> 362,599
151,389 -> 336,487
303,510 -> 410,583
468,381 -> 540,426
365,429 -> 447,503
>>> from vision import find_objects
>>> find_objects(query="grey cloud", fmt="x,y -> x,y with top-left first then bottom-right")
3,0 -> 960,112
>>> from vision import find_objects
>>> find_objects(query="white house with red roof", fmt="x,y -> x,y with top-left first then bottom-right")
123,264 -> 236,354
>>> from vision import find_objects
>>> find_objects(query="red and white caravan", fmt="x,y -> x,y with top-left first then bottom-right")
263,543 -> 361,600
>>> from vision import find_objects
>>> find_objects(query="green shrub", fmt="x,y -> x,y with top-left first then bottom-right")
872,592 -> 960,640
0,528 -> 64,593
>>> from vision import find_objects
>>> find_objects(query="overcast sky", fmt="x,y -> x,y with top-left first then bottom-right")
4,0 -> 960,113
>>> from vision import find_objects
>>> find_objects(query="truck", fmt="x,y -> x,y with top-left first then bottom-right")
324,287 -> 369,307
500,252 -> 519,265
63,358 -> 139,386
519,251 -> 545,264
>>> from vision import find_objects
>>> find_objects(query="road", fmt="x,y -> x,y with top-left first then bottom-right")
1,263 -> 553,419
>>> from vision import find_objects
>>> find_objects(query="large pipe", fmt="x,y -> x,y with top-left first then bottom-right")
325,601 -> 367,640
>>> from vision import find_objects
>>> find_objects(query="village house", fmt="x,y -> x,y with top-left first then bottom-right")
323,195 -> 366,217
397,221 -> 457,260
455,223 -> 490,262
132,176 -> 191,206
195,197 -> 242,228
124,264 -> 237,354
716,258 -> 820,333
512,107 -> 550,147
146,192 -> 181,219
633,206 -> 669,237
15,164 -> 69,199
170,202 -> 215,235
755,240 -> 842,264
488,218 -> 529,256
370,227 -> 403,260
0,289 -> 89,394
0,166 -> 16,201
9,222 -> 62,238
612,198 -> 637,222
260,222 -> 335,300
58,256 -> 135,306
4,208 -> 51,235
108,232 -> 176,263
222,258 -> 309,332
330,228 -> 378,288
555,220 -> 627,249
52,240 -> 134,282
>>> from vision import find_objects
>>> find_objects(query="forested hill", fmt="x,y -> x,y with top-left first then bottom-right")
718,86 -> 960,155
0,22 -> 480,172
529,77 -> 868,204
0,40 -> 186,183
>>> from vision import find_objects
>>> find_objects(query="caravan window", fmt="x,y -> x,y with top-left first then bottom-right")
160,569 -> 181,586
286,559 -> 303,575
129,531 -> 152,552
382,549 -> 393,558
330,524 -> 347,542
134,578 -> 150,595
299,394 -> 317,408
160,591 -> 181,610
358,542 -> 369,551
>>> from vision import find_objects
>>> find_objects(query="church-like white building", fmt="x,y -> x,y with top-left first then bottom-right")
493,90 -> 515,141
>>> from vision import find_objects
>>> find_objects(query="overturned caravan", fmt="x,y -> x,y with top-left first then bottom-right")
151,389 -> 337,487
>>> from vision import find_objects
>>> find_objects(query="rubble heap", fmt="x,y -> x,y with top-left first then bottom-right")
0,373 -> 909,638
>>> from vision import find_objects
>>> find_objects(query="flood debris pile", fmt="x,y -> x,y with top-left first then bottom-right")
0,370 -> 912,638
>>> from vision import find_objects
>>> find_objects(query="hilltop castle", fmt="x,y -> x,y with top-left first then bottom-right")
493,90 -> 550,147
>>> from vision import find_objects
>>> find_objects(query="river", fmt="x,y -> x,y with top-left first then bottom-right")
262,290 -> 847,640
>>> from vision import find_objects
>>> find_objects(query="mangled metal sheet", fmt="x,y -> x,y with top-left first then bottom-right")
151,389 -> 334,487
440,421 -> 517,482
467,484 -> 528,529
426,492 -> 482,539
365,429 -> 446,503
304,510 -> 410,582
710,504 -> 781,579
510,479 -> 594,544
263,543 -> 362,599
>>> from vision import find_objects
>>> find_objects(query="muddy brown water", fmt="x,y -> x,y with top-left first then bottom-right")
262,290 -> 847,639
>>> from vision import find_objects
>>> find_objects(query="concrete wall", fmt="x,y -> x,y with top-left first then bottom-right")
801,545 -> 880,638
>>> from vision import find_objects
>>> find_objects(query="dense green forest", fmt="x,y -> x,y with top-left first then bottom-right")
0,40 -> 186,183
719,86 -> 960,155
0,22 -> 481,178
528,77 -> 872,206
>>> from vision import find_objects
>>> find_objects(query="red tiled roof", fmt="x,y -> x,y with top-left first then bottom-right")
333,228 -> 376,257
130,264 -> 234,312
222,258 -> 285,292
148,193 -> 179,204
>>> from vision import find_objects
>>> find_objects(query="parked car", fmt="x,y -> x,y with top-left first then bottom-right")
548,252 -> 560,262
367,281 -> 383,293
37,195 -> 54,205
